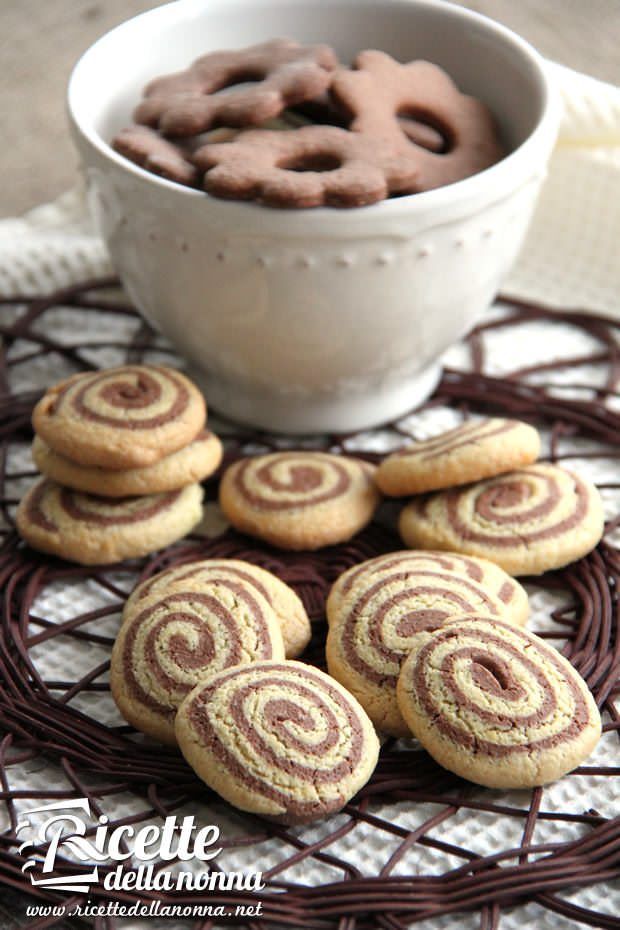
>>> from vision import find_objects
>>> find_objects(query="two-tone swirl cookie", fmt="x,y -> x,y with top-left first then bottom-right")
32,365 -> 206,469
111,574 -> 286,743
32,430 -> 222,497
326,550 -> 528,736
15,478 -> 203,565
219,451 -> 381,550
396,616 -> 602,787
175,661 -> 380,823
376,417 -> 540,496
126,559 -> 311,659
399,463 -> 605,575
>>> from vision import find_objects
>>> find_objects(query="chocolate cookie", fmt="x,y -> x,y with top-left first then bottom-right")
399,464 -> 605,575
32,365 -> 206,470
112,125 -> 199,186
326,550 -> 528,736
376,418 -> 541,496
16,479 -> 203,565
135,38 -> 338,136
195,124 -> 419,208
396,616 -> 602,788
126,559 -> 311,659
332,51 -> 504,192
175,660 -> 380,823
219,452 -> 381,550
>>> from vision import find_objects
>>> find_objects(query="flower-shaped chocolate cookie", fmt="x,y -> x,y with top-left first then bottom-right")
332,50 -> 504,192
134,38 -> 338,136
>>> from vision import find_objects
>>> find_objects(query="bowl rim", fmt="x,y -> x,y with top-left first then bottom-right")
67,0 -> 561,224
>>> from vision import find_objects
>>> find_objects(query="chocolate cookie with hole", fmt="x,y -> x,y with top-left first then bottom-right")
134,38 -> 338,136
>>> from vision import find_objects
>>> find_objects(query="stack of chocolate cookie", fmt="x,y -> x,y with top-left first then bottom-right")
16,364 -> 222,564
112,38 -> 504,208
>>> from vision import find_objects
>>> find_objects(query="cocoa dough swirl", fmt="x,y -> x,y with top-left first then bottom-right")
396,418 -> 518,461
400,618 -> 594,757
126,558 -> 311,661
120,585 -> 277,719
232,452 -> 354,511
59,487 -> 182,526
183,663 -> 372,821
53,366 -> 190,430
26,480 -> 182,530
423,465 -> 591,547
26,479 -> 58,532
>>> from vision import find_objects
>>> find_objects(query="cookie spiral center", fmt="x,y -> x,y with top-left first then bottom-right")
258,462 -> 324,493
470,654 -> 512,694
101,375 -> 160,408
164,615 -> 217,671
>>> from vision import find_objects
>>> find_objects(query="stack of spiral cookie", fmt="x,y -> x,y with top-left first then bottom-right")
16,364 -> 222,564
110,557 -> 379,823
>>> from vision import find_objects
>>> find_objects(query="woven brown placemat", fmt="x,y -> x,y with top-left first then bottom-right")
0,280 -> 618,929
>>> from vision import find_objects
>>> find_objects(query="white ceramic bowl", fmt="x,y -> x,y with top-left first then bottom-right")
68,0 -> 559,433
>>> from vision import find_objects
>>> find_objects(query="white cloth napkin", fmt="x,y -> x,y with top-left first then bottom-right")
0,62 -> 619,314
504,62 -> 620,315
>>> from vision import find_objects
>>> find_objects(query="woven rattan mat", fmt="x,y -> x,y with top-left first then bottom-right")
0,279 -> 618,929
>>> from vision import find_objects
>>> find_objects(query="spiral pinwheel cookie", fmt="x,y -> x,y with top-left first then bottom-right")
376,418 -> 540,496
125,559 -> 311,659
325,550 -> 528,736
111,573 -> 286,744
219,452 -> 381,550
32,430 -> 222,498
396,616 -> 602,788
32,365 -> 206,469
16,479 -> 203,565
399,464 -> 605,576
175,661 -> 380,823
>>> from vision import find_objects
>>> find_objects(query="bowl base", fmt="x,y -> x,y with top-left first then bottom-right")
188,363 -> 442,435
